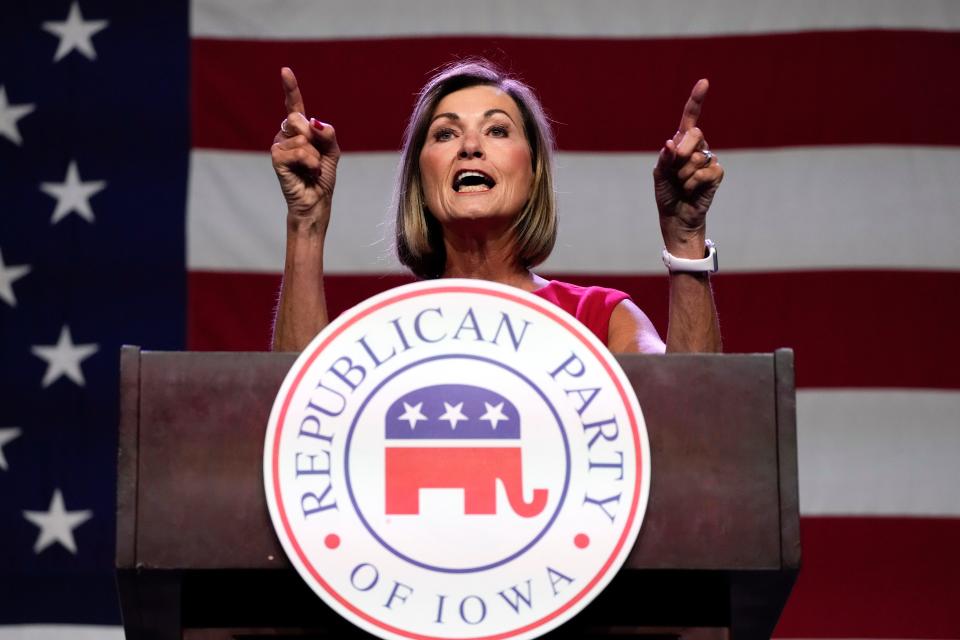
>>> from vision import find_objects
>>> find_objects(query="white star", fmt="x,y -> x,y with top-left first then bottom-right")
0,248 -> 31,308
479,402 -> 509,430
23,489 -> 93,554
0,86 -> 35,146
0,427 -> 22,471
40,160 -> 106,224
397,402 -> 427,429
439,402 -> 468,430
41,2 -> 109,62
31,325 -> 99,388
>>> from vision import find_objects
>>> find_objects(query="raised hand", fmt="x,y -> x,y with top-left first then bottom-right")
270,67 -> 339,351
653,79 -> 724,250
271,67 -> 341,220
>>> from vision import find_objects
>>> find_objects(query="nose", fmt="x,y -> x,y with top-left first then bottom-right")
458,131 -> 484,159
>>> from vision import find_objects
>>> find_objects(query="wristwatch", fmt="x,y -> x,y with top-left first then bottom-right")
661,239 -> 718,273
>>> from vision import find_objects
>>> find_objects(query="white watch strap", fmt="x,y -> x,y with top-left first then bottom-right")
661,239 -> 718,273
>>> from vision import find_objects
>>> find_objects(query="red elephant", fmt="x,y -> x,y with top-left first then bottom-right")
385,447 -> 547,518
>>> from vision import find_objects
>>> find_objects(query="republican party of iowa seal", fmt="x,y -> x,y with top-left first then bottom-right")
264,279 -> 650,640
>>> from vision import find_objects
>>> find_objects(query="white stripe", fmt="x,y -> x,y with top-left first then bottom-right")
0,626 -> 123,639
188,146 -> 960,273
187,150 -> 401,274
797,390 -> 960,516
191,0 -> 960,39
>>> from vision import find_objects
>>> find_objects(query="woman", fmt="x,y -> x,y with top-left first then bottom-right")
270,60 -> 722,353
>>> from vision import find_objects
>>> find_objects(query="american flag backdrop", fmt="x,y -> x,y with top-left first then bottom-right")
0,1 -> 958,638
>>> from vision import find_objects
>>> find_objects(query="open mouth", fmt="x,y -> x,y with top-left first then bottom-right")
452,170 -> 496,193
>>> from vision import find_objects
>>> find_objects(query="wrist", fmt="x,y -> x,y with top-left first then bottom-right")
660,220 -> 706,258
287,205 -> 330,235
662,233 -> 707,259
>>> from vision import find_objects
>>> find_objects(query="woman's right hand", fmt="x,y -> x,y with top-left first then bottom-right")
271,67 -> 341,223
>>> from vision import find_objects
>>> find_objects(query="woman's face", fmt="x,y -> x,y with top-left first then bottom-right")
419,85 -> 534,229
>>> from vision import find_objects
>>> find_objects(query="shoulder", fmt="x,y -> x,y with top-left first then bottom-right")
608,299 -> 666,354
533,280 -> 662,352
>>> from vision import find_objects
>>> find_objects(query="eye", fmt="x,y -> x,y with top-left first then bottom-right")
432,127 -> 456,142
487,125 -> 509,138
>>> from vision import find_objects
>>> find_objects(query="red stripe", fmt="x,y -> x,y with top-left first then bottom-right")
186,272 -> 415,352
775,516 -> 960,638
187,270 -> 960,389
192,31 -> 960,152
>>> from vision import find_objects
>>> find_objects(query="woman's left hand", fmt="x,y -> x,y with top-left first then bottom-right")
653,79 -> 724,253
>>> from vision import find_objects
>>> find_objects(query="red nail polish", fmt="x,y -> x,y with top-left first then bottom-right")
311,118 -> 324,130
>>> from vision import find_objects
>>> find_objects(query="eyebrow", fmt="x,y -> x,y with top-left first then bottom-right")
429,109 -> 517,125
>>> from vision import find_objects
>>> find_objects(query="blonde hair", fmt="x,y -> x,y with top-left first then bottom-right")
394,59 -> 557,279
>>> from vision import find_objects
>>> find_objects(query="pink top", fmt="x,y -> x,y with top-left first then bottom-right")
531,280 -> 630,344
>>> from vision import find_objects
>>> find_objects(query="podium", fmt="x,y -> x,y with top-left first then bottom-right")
116,347 -> 799,639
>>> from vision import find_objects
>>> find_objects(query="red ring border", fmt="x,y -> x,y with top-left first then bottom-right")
268,284 -> 646,640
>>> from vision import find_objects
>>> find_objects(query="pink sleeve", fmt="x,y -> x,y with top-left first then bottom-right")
531,281 -> 630,344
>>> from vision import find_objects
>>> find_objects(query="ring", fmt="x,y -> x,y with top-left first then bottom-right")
280,118 -> 293,137
702,149 -> 714,166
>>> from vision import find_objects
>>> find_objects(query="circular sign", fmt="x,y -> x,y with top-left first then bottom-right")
264,280 -> 650,640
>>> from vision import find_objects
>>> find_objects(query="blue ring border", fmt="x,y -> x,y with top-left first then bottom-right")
344,353 -> 571,574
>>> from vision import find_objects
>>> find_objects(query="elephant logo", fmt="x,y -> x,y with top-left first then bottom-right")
384,384 -> 548,518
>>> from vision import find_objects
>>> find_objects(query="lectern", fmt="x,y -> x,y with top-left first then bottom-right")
116,348 -> 799,639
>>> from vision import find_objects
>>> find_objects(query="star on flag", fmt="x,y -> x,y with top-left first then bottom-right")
0,248 -> 31,308
22,489 -> 93,555
0,85 -> 35,146
0,428 -> 22,471
41,1 -> 109,63
30,325 -> 99,388
39,160 -> 107,224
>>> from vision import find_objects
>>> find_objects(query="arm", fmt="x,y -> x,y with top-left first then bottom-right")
608,79 -> 723,354
270,67 -> 341,351
606,259 -> 720,354
656,80 -> 722,352
663,263 -> 720,353
273,210 -> 331,351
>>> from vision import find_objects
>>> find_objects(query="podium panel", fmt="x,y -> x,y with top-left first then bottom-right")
117,348 -> 799,639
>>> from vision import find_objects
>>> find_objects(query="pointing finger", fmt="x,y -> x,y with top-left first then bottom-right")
678,78 -> 709,134
281,66 -> 306,116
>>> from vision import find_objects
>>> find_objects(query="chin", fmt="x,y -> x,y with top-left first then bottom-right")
440,195 -> 499,218
446,206 -> 515,225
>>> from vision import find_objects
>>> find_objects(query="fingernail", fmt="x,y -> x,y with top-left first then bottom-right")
311,118 -> 324,130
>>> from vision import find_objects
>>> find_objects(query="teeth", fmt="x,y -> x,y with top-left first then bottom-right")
453,170 -> 495,192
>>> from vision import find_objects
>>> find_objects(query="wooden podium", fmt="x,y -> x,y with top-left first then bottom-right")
116,347 -> 799,639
